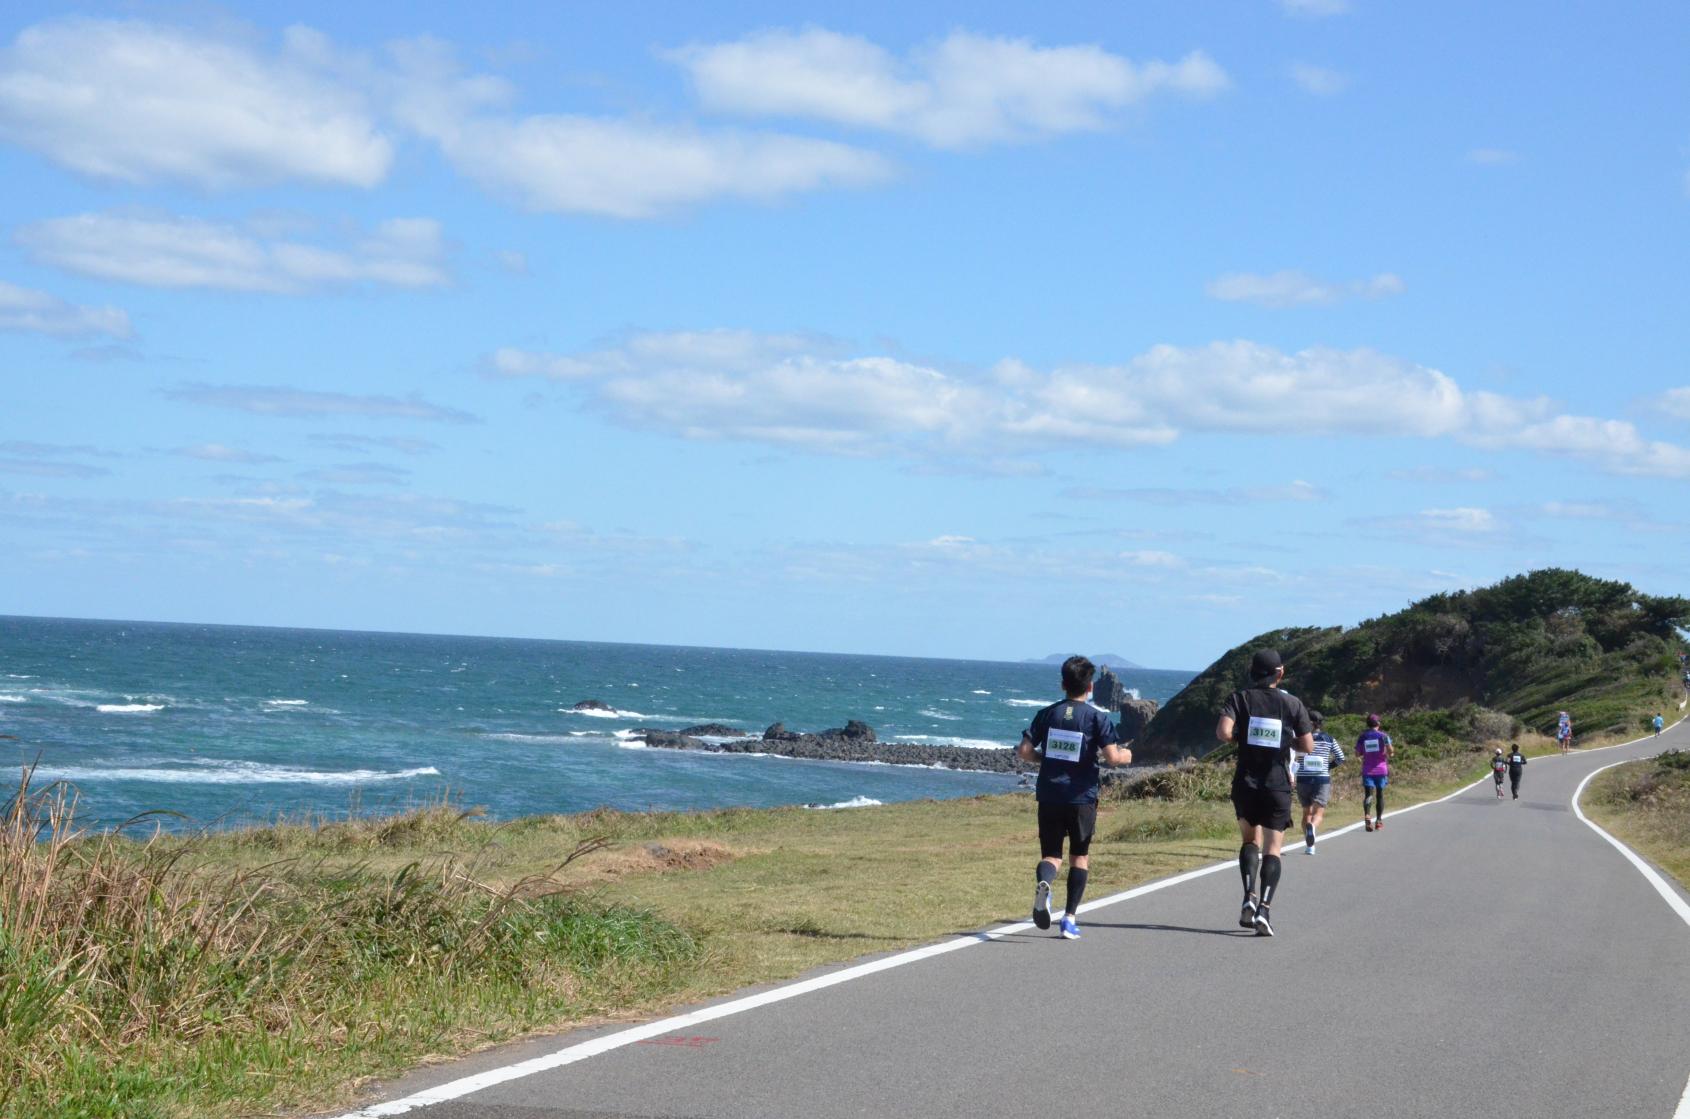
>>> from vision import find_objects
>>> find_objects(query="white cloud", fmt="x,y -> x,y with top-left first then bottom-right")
1420,507 -> 1496,532
1279,0 -> 1351,15
1657,387 -> 1690,421
0,280 -> 131,339
667,28 -> 1228,148
1289,63 -> 1348,95
178,444 -> 285,464
1206,270 -> 1404,308
1468,148 -> 1518,165
0,18 -> 391,188
166,383 -> 478,424
390,39 -> 887,219
489,331 -> 1690,479
1121,549 -> 1184,568
18,213 -> 448,293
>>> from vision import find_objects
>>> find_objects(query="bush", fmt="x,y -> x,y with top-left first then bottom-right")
0,774 -> 701,1118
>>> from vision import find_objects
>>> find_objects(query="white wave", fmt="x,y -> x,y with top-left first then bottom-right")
486,732 -> 578,744
560,706 -> 630,719
6,674 -> 33,679
805,796 -> 884,810
892,736 -> 1012,751
972,689 -> 991,695
265,698 -> 309,707
694,735 -> 753,746
616,740 -> 648,750
919,708 -> 962,722
1126,688 -> 1141,701
0,694 -> 26,703
1003,699 -> 1046,708
97,703 -> 165,713
24,761 -> 440,785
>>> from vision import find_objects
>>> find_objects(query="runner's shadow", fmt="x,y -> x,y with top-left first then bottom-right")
1084,921 -> 1253,938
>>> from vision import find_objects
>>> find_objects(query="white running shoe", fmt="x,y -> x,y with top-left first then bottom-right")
1239,897 -> 1258,929
1059,915 -> 1082,940
1032,880 -> 1052,930
1253,909 -> 1275,937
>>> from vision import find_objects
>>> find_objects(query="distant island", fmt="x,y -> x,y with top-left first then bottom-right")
1024,653 -> 1143,669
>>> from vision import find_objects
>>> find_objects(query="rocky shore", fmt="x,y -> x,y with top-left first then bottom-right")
624,718 -> 1031,774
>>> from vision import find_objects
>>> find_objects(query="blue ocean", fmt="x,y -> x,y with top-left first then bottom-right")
0,616 -> 1193,830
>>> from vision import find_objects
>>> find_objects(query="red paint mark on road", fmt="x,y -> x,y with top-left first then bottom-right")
638,1035 -> 720,1048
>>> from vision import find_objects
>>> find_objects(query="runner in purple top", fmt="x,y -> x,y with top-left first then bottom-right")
1356,714 -> 1393,831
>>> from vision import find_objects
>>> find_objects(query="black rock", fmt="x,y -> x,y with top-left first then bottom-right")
763,722 -> 801,741
679,723 -> 747,738
571,699 -> 615,712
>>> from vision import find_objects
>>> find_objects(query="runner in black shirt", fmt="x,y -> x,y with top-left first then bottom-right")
1016,656 -> 1133,940
1506,744 -> 1527,799
1215,648 -> 1314,937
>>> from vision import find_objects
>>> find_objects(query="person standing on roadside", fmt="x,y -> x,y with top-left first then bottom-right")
1653,713 -> 1664,737
1506,744 -> 1528,799
1017,655 -> 1133,941
1293,710 -> 1344,854
1216,648 -> 1314,937
1357,713 -> 1393,831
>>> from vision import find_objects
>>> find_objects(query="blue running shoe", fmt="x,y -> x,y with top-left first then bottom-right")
1059,915 -> 1081,940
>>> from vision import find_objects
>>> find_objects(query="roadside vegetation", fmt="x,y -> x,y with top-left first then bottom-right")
1139,568 -> 1688,762
1582,750 -> 1690,888
1,715 -> 1576,1118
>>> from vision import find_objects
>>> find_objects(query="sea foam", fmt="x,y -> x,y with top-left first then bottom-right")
22,761 -> 440,785
805,796 -> 884,810
97,703 -> 165,714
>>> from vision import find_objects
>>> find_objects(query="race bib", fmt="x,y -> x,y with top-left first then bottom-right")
1297,753 -> 1329,777
1363,741 -> 1381,754
1246,716 -> 1283,750
1044,727 -> 1084,763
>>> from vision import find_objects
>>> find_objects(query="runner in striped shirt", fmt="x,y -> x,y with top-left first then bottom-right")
1293,711 -> 1345,854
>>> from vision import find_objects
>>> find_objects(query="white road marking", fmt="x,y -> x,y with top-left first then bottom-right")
330,720 -> 1688,1118
1567,726 -> 1690,1119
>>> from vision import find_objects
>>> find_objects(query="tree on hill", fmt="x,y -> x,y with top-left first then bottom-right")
1134,569 -> 1689,763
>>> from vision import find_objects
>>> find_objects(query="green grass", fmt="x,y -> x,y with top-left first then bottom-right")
1581,750 -> 1690,888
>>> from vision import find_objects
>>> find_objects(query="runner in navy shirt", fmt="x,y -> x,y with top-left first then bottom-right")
1016,656 -> 1133,940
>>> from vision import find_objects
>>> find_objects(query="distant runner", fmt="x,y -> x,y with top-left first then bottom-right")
1653,713 -> 1665,737
1490,748 -> 1508,798
1506,744 -> 1527,799
1356,714 -> 1393,831
1293,710 -> 1345,854
1017,656 -> 1133,940
1216,648 -> 1314,937
1556,711 -> 1574,755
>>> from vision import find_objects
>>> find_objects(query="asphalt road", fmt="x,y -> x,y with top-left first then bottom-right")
335,723 -> 1690,1119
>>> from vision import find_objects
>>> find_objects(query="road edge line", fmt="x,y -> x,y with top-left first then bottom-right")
327,720 -> 1683,1118
1569,744 -> 1690,1119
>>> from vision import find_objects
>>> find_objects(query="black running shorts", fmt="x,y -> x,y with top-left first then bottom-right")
1231,777 -> 1292,831
1037,802 -> 1098,859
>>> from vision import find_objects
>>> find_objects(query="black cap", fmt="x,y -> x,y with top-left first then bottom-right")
1249,648 -> 1283,681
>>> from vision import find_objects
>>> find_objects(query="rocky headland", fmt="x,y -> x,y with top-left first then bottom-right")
624,719 -> 1030,774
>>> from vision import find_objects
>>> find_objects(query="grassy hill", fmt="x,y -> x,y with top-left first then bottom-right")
1136,569 -> 1689,763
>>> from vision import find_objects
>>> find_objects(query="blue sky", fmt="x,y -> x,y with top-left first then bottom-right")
3,1 -> 1688,668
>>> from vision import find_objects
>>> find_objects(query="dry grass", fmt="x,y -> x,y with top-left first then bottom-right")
1582,750 -> 1690,887
0,770 -> 700,1119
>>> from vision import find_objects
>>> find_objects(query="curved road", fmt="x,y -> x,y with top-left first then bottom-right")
335,722 -> 1690,1119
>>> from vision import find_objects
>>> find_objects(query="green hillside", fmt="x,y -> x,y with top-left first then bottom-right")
1136,569 -> 1689,763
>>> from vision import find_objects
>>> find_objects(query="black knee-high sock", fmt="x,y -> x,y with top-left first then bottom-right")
1376,788 -> 1385,818
1259,854 -> 1282,907
1239,842 -> 1260,898
1065,868 -> 1088,915
1036,861 -> 1057,888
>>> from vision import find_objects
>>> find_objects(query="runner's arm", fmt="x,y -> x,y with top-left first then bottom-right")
1016,734 -> 1039,764
1099,742 -> 1134,766
1215,715 -> 1235,743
